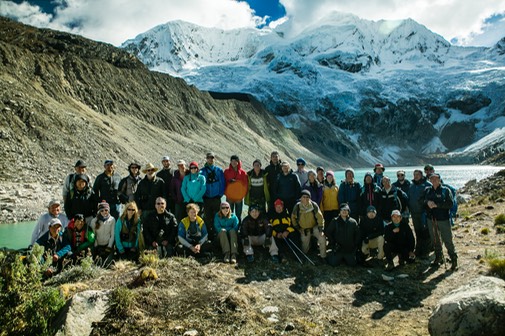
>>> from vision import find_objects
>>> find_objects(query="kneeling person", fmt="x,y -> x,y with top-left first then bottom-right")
360,206 -> 385,260
36,218 -> 71,276
241,205 -> 279,263
66,214 -> 95,262
325,204 -> 361,266
384,210 -> 415,271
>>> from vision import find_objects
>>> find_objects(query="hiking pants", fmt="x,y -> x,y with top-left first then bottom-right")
243,234 -> 279,256
427,218 -> 457,260
217,229 -> 238,256
300,226 -> 326,258
361,236 -> 385,259
327,251 -> 356,266
412,212 -> 432,257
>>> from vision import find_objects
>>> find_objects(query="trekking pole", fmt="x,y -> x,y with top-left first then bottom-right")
287,238 -> 316,266
432,216 -> 447,270
283,237 -> 303,264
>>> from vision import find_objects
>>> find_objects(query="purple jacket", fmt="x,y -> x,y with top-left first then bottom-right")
170,170 -> 189,204
303,181 -> 323,206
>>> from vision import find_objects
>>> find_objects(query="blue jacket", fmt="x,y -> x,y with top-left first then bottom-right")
181,173 -> 206,203
200,164 -> 225,198
36,231 -> 71,258
338,181 -> 362,215
214,213 -> 239,233
115,217 -> 141,253
408,179 -> 431,214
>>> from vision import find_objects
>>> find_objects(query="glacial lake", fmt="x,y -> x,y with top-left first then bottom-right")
0,165 -> 503,250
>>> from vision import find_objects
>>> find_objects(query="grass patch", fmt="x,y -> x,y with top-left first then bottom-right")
46,256 -> 101,286
494,214 -> 505,226
486,258 -> 505,280
107,286 -> 137,318
480,227 -> 490,235
496,225 -> 505,234
138,250 -> 159,268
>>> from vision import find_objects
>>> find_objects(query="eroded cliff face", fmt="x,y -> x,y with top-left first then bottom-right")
0,17 -> 342,192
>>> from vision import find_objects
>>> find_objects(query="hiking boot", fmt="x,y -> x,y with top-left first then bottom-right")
246,255 -> 255,263
230,254 -> 237,264
450,258 -> 458,271
385,261 -> 394,271
271,255 -> 279,263
223,253 -> 230,263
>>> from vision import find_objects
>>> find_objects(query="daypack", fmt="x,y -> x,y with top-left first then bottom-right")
443,183 -> 458,225
294,201 -> 322,227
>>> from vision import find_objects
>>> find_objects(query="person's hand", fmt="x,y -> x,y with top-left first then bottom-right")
276,232 -> 283,239
427,201 -> 437,209
282,231 -> 289,238
409,251 -> 415,259
393,227 -> 400,233
52,254 -> 59,263
105,247 -> 113,254
162,240 -> 168,247
319,229 -> 325,237
152,241 -> 158,248
194,244 -> 201,253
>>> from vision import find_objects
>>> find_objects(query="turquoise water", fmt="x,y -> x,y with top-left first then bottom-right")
0,165 -> 503,250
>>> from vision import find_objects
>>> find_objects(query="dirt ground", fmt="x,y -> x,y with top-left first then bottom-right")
80,197 -> 505,336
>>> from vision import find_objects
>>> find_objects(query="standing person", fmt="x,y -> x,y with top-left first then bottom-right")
200,152 -> 225,240
181,161 -> 206,213
291,190 -> 326,261
143,197 -> 178,258
93,159 -> 122,220
424,173 -> 457,270
269,199 -> 298,261
64,174 -> 97,225
377,176 -> 408,225
325,204 -> 361,267
359,172 -> 381,220
214,201 -> 240,263
135,163 -> 165,219
264,151 -> 283,210
90,201 -> 116,267
302,170 -> 323,206
170,160 -> 189,222
424,164 -> 435,181
245,159 -> 270,213
360,206 -> 385,261
393,170 -> 411,195
177,203 -> 213,258
118,162 -> 142,204
338,168 -> 361,222
241,205 -> 279,263
408,169 -> 432,259
384,210 -> 416,271
224,155 -> 248,223
157,156 -> 174,212
65,214 -> 95,263
321,170 -> 339,228
62,159 -> 91,200
115,201 -> 141,261
30,200 -> 69,247
373,163 -> 385,187
316,167 -> 325,184
35,218 -> 71,276
273,161 -> 301,215
294,158 -> 308,187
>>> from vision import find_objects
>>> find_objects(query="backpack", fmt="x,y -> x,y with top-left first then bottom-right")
294,201 -> 322,227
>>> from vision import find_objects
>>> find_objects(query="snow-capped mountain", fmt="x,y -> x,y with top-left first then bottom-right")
122,12 -> 505,165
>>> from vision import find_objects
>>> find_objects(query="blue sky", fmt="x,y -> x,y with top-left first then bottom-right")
1,0 -> 504,47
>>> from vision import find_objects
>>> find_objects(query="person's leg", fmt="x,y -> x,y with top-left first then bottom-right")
427,218 -> 443,263
344,252 -> 357,266
375,236 -> 385,260
243,236 -> 253,256
229,230 -> 238,256
313,227 -> 327,258
300,230 -> 311,254
438,219 -> 457,268
217,230 -> 230,260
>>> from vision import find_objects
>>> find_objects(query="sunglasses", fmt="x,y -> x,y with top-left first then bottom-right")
147,169 -> 155,172
156,202 -> 165,205
190,167 -> 198,169
127,208 -> 135,211
221,207 -> 230,209
100,209 -> 109,212
297,163 -> 304,166
397,174 -> 404,177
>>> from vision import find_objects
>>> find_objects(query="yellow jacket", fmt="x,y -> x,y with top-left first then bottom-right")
321,184 -> 339,212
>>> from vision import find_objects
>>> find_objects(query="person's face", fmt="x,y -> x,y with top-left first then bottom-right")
253,162 -> 261,172
391,214 -> 402,224
271,154 -> 279,164
414,171 -> 422,181
250,208 -> 260,219
49,204 -> 61,216
340,209 -> 349,218
206,156 -> 215,165
99,208 -> 109,217
430,175 -> 441,187
126,206 -> 136,219
155,200 -> 166,213
275,204 -> 283,213
301,194 -> 310,205
178,163 -> 186,172
425,168 -> 434,176
231,160 -> 239,169
221,204 -> 230,215
49,224 -> 61,237
146,168 -> 156,178
383,177 -> 391,188
75,219 -> 85,230
75,166 -> 86,174
281,164 -> 289,174
308,173 -> 316,182
367,211 -> 376,219
190,166 -> 199,174
297,162 -> 305,171
162,160 -> 170,169
188,208 -> 197,220
317,170 -> 324,178
365,175 -> 372,184
130,165 -> 140,175
346,171 -> 354,182
105,162 -> 114,173
76,179 -> 86,191
397,172 -> 405,181
326,175 -> 333,182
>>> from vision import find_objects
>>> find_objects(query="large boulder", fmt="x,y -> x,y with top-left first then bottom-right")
429,276 -> 505,336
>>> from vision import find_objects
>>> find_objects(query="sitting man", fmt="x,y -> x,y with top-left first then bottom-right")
241,205 -> 279,263
269,198 -> 299,261
35,218 -> 71,276
325,203 -> 361,267
143,197 -> 178,258
360,205 -> 385,261
291,190 -> 326,261
384,210 -> 416,271
30,199 -> 68,248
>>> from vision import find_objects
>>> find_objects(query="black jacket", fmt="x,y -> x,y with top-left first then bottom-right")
384,221 -> 415,251
134,176 -> 165,211
423,185 -> 454,221
325,216 -> 360,253
359,215 -> 384,241
241,214 -> 272,237
143,210 -> 178,247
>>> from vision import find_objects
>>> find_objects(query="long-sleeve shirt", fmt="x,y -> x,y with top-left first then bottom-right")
214,213 -> 240,233
115,217 -> 141,253
90,216 -> 116,248
30,213 -> 68,246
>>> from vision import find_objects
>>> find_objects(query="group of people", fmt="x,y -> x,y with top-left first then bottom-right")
30,151 -> 459,275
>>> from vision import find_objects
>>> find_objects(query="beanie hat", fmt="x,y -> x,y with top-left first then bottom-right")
220,201 -> 230,208
253,159 -> 262,167
75,174 -> 89,184
366,205 -> 377,213
189,161 -> 199,169
97,201 -> 110,214
345,168 -> 355,177
307,169 -> 316,176
301,189 -> 311,197
296,157 -> 306,165
230,155 -> 239,161
340,203 -> 350,212
316,166 -> 325,172
74,159 -> 86,168
249,204 -> 260,212
374,163 -> 385,172
326,170 -> 334,177
274,199 -> 284,207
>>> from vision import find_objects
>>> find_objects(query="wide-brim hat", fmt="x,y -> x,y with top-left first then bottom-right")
142,163 -> 159,174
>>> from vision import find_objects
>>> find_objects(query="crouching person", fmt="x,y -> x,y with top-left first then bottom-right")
177,203 -> 212,258
66,214 -> 95,263
115,201 -> 141,261
291,190 -> 326,261
360,206 -> 385,261
326,204 -> 360,267
91,201 -> 116,267
143,197 -> 178,258
241,205 -> 279,263
214,201 -> 240,264
384,210 -> 415,271
36,218 -> 71,276
269,198 -> 298,261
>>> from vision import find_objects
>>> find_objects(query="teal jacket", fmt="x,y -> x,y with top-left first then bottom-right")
214,213 -> 239,233
115,217 -> 141,253
181,172 -> 206,203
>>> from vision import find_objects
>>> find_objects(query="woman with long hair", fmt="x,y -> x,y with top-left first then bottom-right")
90,201 -> 115,267
214,201 -> 240,263
115,201 -> 141,261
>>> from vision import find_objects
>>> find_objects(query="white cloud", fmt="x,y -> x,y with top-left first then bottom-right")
1,0 -> 504,46
279,0 -> 505,46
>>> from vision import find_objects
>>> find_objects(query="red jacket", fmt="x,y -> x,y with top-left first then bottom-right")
224,161 -> 248,202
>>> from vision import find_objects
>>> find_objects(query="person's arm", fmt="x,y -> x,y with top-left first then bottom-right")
78,227 -> 95,252
108,219 -> 115,248
214,214 -> 222,233
30,216 -> 45,247
177,222 -> 192,248
115,218 -> 124,253
196,175 -> 207,201
56,234 -> 71,258
181,177 -> 190,203
199,223 -> 208,245
232,215 -> 240,232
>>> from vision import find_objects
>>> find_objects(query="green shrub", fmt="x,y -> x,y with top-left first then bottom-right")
139,250 -> 159,268
480,227 -> 490,235
496,225 -> 505,234
46,256 -> 101,286
494,214 -> 505,226
108,286 -> 136,318
487,258 -> 505,280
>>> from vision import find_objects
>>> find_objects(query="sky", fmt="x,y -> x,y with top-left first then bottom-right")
1,0 -> 504,47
